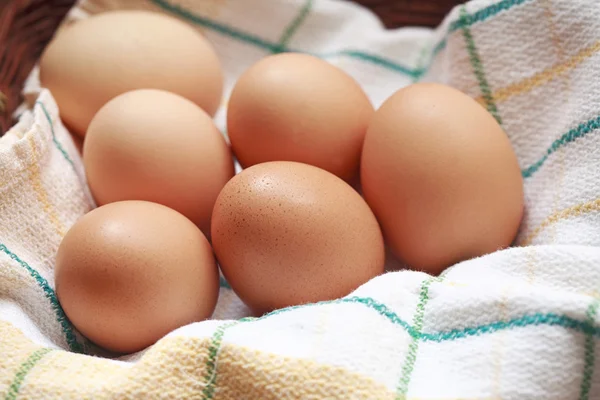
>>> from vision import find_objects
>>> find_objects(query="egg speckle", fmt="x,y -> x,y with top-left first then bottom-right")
212,161 -> 384,315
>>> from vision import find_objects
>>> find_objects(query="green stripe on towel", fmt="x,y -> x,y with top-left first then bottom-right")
579,298 -> 600,400
0,244 -> 83,353
432,0 -> 532,62
202,321 -> 243,400
36,102 -> 74,169
5,348 -> 54,400
396,277 -> 442,397
219,276 -> 231,289
151,0 -> 530,79
275,0 -> 314,52
522,115 -> 600,178
199,291 -> 600,398
244,295 -> 600,342
460,6 -> 502,125
450,0 -> 531,33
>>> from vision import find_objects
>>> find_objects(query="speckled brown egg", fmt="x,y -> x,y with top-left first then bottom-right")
361,83 -> 524,275
55,201 -> 219,354
211,161 -> 385,315
227,53 -> 374,182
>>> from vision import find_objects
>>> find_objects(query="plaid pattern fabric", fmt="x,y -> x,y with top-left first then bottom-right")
2,0 -> 600,398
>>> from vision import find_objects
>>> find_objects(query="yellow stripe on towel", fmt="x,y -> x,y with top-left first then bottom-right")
477,41 -> 600,105
26,135 -> 66,238
521,198 -> 600,245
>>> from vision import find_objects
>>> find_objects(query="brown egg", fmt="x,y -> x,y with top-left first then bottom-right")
83,89 -> 234,236
361,83 -> 524,275
40,10 -> 223,136
70,132 -> 83,154
227,53 -> 373,182
211,161 -> 384,315
55,201 -> 219,354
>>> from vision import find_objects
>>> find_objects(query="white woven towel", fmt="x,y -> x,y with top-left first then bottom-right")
1,0 -> 600,398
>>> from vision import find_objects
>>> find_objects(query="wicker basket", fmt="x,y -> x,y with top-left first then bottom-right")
0,0 -> 461,136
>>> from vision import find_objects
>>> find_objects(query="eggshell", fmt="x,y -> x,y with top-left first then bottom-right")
211,161 -> 385,315
40,10 -> 223,136
361,83 -> 524,275
70,132 -> 83,154
83,89 -> 234,236
55,201 -> 219,354
227,53 -> 373,182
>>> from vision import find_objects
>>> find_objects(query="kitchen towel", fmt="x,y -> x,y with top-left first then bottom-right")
1,0 -> 600,398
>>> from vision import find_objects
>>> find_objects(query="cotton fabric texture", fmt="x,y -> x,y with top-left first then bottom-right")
1,0 -> 600,398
